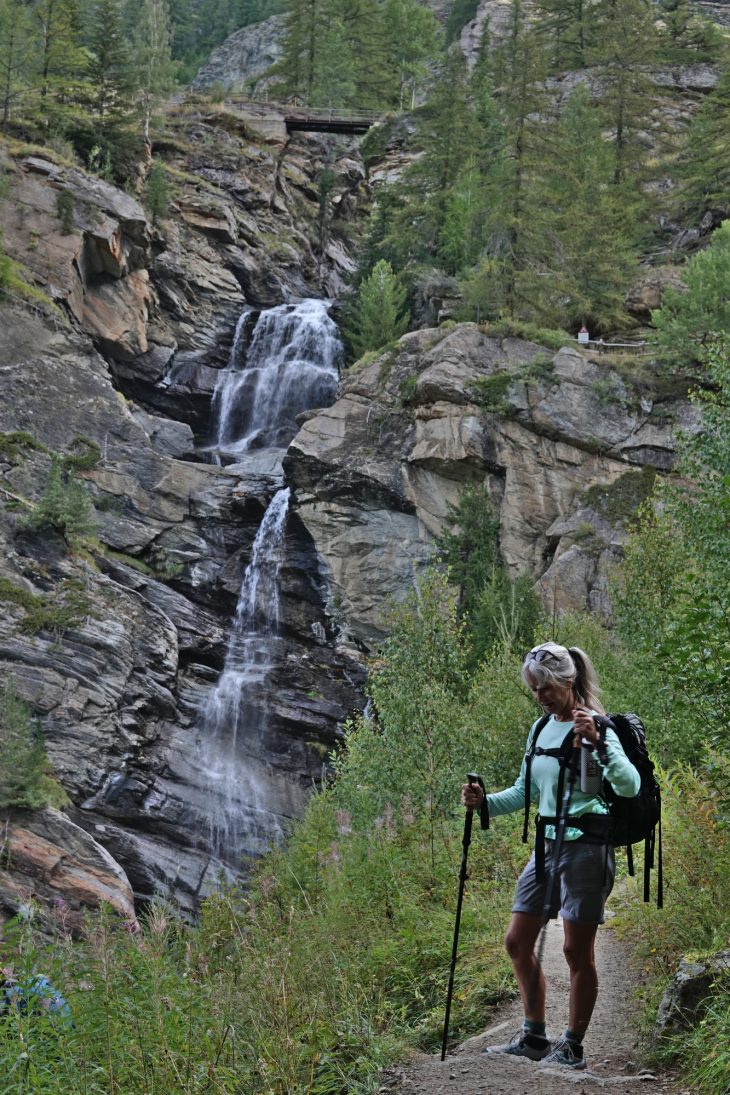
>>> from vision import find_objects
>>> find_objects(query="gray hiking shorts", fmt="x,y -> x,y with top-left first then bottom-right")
512,840 -> 616,925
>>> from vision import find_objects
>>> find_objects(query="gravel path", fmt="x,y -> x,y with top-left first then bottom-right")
379,917 -> 687,1095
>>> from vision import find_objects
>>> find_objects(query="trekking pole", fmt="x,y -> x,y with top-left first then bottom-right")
441,772 -> 484,1061
529,745 -> 581,1012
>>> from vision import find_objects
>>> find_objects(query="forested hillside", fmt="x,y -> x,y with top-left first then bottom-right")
1,0 -> 729,1092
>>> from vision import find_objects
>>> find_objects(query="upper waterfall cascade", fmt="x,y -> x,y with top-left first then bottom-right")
211,299 -> 341,460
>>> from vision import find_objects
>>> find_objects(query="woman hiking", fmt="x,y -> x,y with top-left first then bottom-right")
461,642 -> 640,1071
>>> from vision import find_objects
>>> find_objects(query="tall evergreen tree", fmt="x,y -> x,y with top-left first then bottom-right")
0,0 -> 36,131
589,0 -> 659,184
534,0 -> 594,71
678,60 -> 730,215
655,0 -> 722,64
33,0 -> 83,101
396,50 -> 481,268
382,0 -> 440,110
345,259 -> 410,359
525,86 -> 639,330
487,0 -> 548,316
87,0 -> 134,122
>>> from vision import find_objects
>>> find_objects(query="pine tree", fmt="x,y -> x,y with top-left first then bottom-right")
524,86 -> 639,330
487,0 -> 548,316
0,0 -> 36,132
382,0 -> 440,109
345,259 -> 410,359
0,684 -> 49,809
144,156 -> 169,223
393,50 -> 481,269
87,0 -> 134,122
678,61 -> 730,215
273,0 -> 327,102
534,0 -> 594,71
589,0 -> 659,184
33,0 -> 83,101
655,0 -> 722,64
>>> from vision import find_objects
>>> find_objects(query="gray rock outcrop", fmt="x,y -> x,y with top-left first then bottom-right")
285,325 -> 699,646
192,15 -> 286,94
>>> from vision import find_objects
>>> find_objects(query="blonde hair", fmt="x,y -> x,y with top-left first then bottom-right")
521,642 -> 604,713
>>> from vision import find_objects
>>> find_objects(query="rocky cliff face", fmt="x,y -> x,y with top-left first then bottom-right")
285,325 -> 700,646
0,102 -> 368,923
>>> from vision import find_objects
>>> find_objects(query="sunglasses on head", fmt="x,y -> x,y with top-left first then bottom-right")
525,648 -> 561,665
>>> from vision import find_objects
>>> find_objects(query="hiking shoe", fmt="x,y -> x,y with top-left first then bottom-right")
483,1028 -> 551,1061
540,1036 -> 587,1070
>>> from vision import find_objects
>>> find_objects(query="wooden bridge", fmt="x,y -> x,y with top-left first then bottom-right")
219,95 -> 380,134
282,106 -> 379,134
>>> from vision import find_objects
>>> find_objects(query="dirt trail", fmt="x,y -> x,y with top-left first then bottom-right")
379,918 -> 686,1095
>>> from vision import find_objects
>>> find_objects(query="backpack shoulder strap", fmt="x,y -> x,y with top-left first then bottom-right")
522,714 -> 551,843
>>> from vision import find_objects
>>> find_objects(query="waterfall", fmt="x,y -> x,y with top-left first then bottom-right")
212,299 -> 341,459
200,488 -> 290,864
199,298 -> 342,873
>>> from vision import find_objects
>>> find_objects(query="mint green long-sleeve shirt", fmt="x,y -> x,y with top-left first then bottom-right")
486,715 -> 641,841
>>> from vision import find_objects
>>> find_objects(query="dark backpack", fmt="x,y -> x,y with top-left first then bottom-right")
523,712 -> 663,908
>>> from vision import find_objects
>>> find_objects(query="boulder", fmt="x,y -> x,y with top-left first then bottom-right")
0,808 -> 136,937
656,952 -> 730,1035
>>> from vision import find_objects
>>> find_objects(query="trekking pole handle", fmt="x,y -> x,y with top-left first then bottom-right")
465,772 -> 485,800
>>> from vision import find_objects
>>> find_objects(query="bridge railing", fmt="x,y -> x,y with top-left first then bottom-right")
215,94 -> 380,124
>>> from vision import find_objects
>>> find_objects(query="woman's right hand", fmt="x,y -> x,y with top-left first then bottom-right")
461,781 -> 484,811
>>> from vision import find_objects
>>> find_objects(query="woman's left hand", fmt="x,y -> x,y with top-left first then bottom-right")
573,706 -> 599,748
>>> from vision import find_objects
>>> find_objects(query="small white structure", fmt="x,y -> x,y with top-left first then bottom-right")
577,325 -> 590,345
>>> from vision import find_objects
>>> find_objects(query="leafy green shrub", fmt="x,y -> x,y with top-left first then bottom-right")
144,158 -> 169,225
0,576 -> 90,636
61,436 -> 101,472
55,189 -> 75,234
470,371 -> 512,413
0,431 -> 45,463
23,455 -> 96,547
0,685 -> 67,809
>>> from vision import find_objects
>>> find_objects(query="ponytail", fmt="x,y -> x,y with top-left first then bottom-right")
568,647 -> 604,713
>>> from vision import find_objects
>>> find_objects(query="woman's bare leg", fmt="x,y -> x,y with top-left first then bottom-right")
504,911 -> 546,1022
562,919 -> 600,1039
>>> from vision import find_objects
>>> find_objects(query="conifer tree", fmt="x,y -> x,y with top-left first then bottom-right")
487,0 -> 547,316
345,259 -> 409,359
525,86 -> 639,330
33,0 -> 83,102
652,221 -> 730,365
534,0 -> 594,71
678,61 -> 730,215
0,0 -> 36,132
655,0 -> 722,64
382,0 -> 440,109
393,50 -> 481,269
144,156 -> 169,222
87,0 -> 134,122
589,0 -> 659,184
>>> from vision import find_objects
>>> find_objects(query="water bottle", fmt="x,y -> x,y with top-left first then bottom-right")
580,742 -> 603,795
